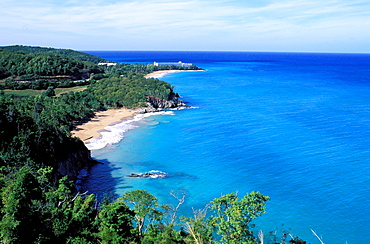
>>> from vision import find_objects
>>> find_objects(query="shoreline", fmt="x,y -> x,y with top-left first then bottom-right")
72,108 -> 177,151
144,70 -> 181,79
144,69 -> 204,79
82,110 -> 176,151
71,108 -> 136,143
73,69 -> 200,150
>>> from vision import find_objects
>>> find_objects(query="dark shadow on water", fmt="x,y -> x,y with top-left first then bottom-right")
77,158 -> 133,201
76,158 -> 197,204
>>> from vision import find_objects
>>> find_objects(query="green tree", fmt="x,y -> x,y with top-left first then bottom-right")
142,223 -> 186,244
0,166 -> 43,243
97,201 -> 135,243
182,207 -> 213,244
120,190 -> 163,240
44,86 -> 56,97
50,193 -> 98,242
208,191 -> 270,244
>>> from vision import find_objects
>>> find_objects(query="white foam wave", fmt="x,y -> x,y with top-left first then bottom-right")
85,110 -> 175,150
148,170 -> 168,178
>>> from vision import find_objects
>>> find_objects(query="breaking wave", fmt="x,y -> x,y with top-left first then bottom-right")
85,111 -> 174,150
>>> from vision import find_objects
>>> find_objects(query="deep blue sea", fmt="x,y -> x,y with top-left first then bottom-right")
82,51 -> 370,243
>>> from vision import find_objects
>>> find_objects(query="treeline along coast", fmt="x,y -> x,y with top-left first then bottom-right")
0,46 -> 305,243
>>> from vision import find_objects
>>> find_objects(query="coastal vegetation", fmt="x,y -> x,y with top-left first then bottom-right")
2,45 -> 108,64
0,46 -> 305,243
88,75 -> 175,108
0,47 -> 103,90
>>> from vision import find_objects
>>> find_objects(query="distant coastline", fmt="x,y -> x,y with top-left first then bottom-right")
144,69 -> 204,79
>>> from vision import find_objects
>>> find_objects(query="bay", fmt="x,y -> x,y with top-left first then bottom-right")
82,51 -> 370,243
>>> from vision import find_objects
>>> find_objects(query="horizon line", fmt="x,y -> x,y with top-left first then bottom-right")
1,45 -> 369,54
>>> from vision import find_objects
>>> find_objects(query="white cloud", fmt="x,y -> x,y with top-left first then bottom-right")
1,0 -> 370,51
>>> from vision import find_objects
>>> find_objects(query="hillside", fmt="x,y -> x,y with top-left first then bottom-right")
2,45 -> 108,64
0,47 -> 105,90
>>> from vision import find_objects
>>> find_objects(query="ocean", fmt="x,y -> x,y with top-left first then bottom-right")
81,51 -> 370,243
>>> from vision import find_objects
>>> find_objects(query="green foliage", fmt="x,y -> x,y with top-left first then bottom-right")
181,208 -> 214,244
2,89 -> 44,96
43,86 -> 56,97
120,190 -> 164,239
0,168 -> 272,243
51,193 -> 98,242
208,191 -> 270,244
88,76 -> 174,108
0,91 -> 102,174
2,45 -> 107,64
97,201 -> 135,243
0,47 -> 104,90
0,48 -> 95,77
142,224 -> 186,244
0,167 -> 43,243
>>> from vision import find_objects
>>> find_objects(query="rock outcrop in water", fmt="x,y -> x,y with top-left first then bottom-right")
127,170 -> 168,178
135,93 -> 188,113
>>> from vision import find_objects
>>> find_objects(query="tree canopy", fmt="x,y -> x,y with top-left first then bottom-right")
208,191 -> 270,244
2,45 -> 108,64
0,48 -> 103,84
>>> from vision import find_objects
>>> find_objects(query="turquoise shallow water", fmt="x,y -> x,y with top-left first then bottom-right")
81,51 -> 370,243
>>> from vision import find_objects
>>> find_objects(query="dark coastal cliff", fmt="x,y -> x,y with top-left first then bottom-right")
54,139 -> 96,181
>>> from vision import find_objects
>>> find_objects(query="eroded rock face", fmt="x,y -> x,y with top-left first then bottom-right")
134,93 -> 188,114
146,93 -> 187,109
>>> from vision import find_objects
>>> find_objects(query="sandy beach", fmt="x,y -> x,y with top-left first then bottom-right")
71,108 -> 135,142
144,70 -> 182,79
144,69 -> 204,79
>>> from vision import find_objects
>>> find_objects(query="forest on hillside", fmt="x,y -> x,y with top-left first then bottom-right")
2,45 -> 108,64
0,47 -> 104,87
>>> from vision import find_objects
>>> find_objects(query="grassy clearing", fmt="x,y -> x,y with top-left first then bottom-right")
2,89 -> 42,96
55,86 -> 88,96
2,86 -> 88,97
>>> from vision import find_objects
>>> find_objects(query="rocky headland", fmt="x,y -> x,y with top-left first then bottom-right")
135,93 -> 189,113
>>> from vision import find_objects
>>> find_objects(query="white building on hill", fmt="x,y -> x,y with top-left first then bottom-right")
153,61 -> 192,67
98,63 -> 117,66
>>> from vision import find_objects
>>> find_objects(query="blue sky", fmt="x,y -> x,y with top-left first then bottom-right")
1,0 -> 370,52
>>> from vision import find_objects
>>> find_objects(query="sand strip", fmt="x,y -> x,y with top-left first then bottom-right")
144,70 -> 182,79
71,108 -> 135,142
144,69 -> 204,79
